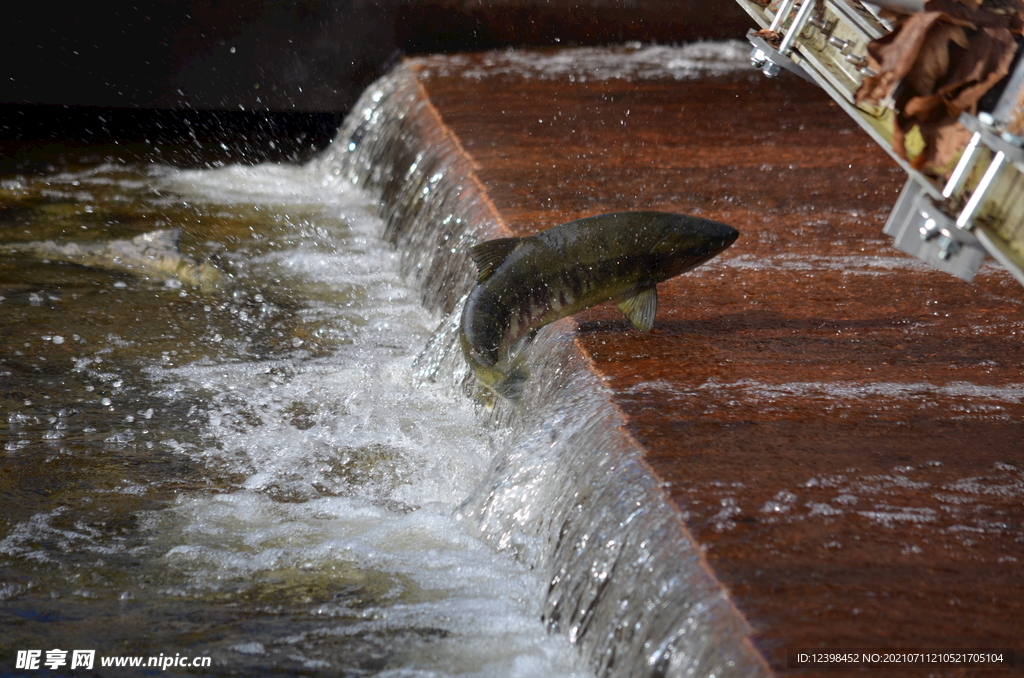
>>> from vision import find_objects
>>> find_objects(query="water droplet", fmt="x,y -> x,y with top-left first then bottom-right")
52,335 -> 65,345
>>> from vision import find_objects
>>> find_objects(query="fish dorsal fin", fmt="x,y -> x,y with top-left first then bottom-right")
469,237 -> 521,282
617,286 -> 658,333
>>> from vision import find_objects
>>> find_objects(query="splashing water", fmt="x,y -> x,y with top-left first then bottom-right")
2,43 -> 765,678
0,157 -> 590,677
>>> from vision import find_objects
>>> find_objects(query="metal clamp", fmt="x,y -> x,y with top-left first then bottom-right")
747,30 -> 816,83
884,177 -> 987,282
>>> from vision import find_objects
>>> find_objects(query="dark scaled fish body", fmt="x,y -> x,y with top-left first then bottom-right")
459,211 -> 739,401
0,228 -> 229,293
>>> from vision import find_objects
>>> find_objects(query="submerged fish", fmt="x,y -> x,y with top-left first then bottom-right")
0,228 -> 229,293
459,211 -> 738,401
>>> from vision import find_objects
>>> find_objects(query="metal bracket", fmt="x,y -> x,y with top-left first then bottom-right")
884,178 -> 986,282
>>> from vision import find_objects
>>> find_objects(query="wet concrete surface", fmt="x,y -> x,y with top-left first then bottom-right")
407,50 -> 1024,674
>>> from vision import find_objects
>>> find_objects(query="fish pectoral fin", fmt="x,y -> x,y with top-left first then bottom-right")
617,286 -> 658,333
469,237 -> 522,282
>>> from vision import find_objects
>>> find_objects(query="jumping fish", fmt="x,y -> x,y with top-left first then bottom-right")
459,211 -> 738,401
0,228 -> 229,293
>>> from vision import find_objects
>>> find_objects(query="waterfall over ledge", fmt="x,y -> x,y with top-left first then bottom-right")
309,60 -> 769,678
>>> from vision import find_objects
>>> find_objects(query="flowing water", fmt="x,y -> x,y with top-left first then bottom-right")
0,154 -> 591,676
1,43 -> 763,678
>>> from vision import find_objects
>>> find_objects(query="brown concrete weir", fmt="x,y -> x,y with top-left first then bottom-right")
330,46 -> 1024,676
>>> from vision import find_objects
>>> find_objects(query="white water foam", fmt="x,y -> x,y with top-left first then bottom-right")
415,41 -> 754,82
141,162 -> 592,676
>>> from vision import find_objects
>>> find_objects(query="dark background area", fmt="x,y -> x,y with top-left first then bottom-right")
0,0 -> 750,163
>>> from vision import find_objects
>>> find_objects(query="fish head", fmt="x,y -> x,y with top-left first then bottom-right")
459,329 -> 505,387
646,213 -> 738,278
459,326 -> 529,403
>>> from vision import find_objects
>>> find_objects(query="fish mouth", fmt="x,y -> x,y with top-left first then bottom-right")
700,220 -> 739,241
655,217 -> 738,258
690,220 -> 739,257
709,230 -> 739,255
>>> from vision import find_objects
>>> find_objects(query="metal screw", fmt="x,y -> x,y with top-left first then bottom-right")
750,47 -> 767,69
919,217 -> 940,240
936,235 -> 960,260
808,13 -> 835,33
1001,130 -> 1024,147
827,36 -> 854,54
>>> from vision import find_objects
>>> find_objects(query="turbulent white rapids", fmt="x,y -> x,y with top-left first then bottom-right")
0,159 -> 590,677
148,163 -> 595,676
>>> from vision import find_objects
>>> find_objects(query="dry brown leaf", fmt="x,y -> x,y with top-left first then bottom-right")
905,22 -> 970,95
929,0 -> 1024,29
856,0 -> 1021,175
753,28 -> 781,47
939,25 -> 1018,111
857,12 -> 971,106
914,114 -> 976,170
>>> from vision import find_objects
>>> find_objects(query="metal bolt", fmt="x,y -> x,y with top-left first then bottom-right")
936,235 -> 959,260
1001,130 -> 1024,147
750,48 -> 767,69
827,36 -> 854,53
919,217 -> 939,240
763,61 -> 782,78
808,13 -> 835,33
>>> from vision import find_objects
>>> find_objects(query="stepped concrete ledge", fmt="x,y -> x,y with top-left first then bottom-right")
345,47 -> 1024,675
